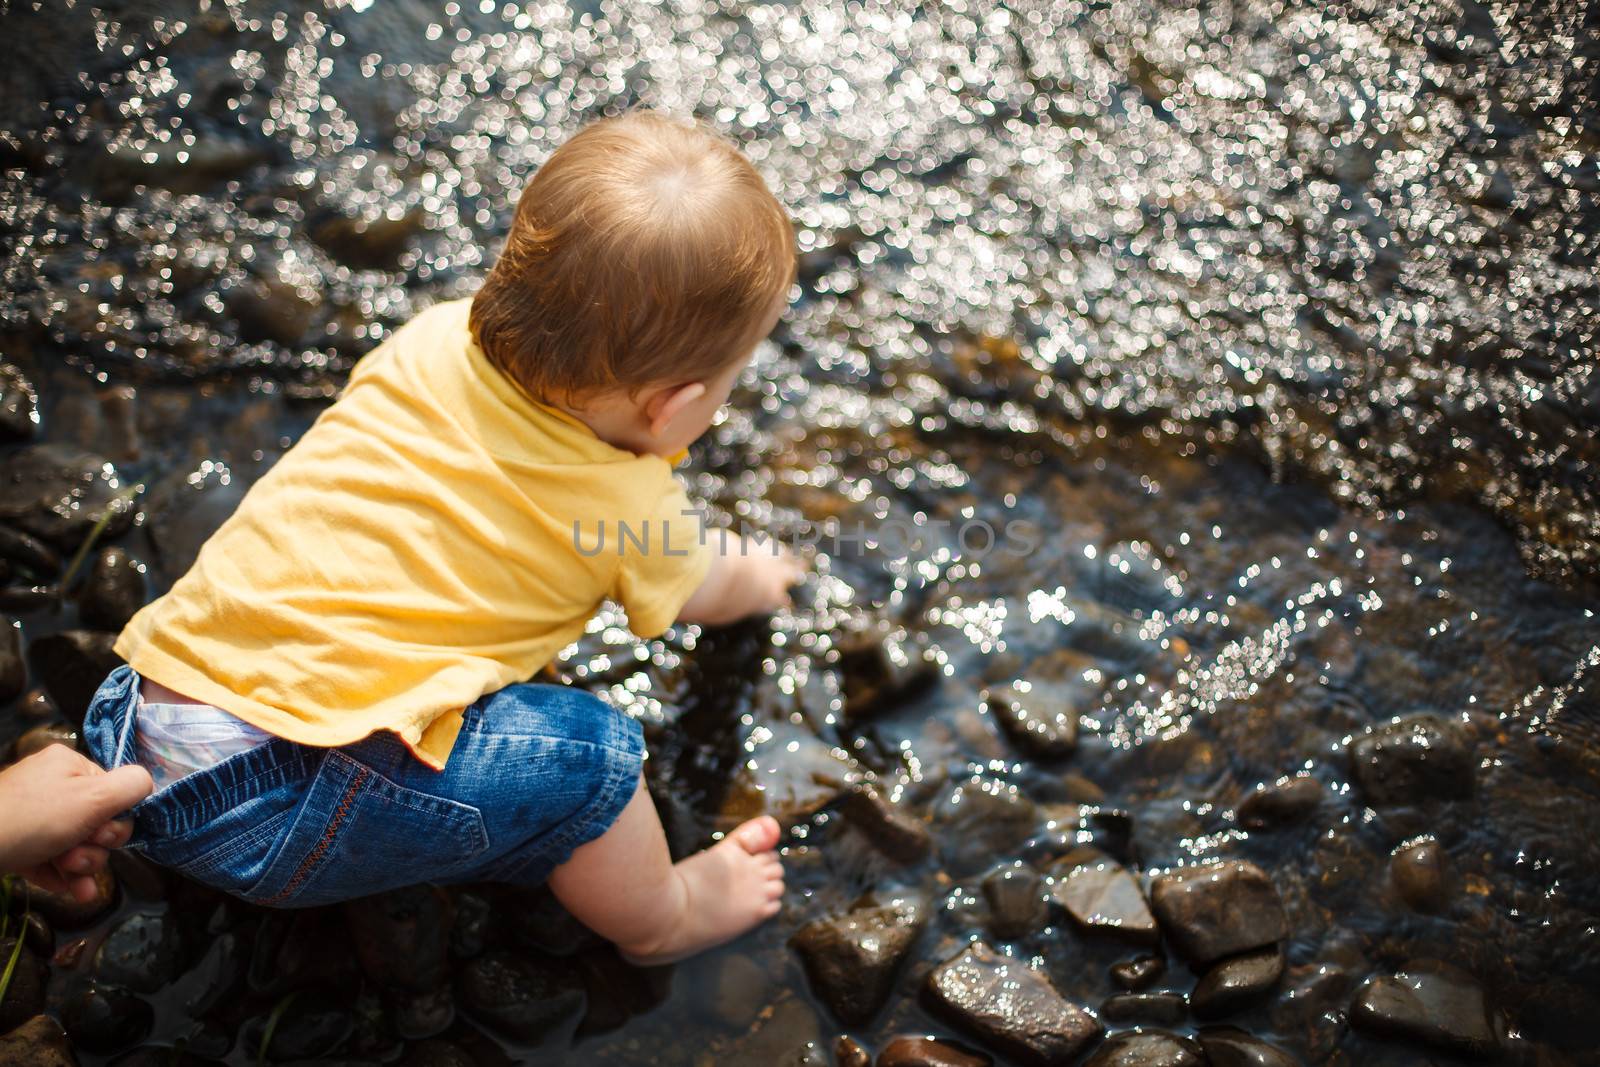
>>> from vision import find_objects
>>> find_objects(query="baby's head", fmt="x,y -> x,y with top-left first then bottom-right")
471,111 -> 795,456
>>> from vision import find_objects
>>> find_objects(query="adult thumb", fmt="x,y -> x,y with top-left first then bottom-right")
84,764 -> 155,822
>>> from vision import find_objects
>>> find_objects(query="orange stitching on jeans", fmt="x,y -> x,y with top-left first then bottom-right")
264,766 -> 368,905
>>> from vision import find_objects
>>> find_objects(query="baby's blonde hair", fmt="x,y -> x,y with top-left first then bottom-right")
471,111 -> 795,401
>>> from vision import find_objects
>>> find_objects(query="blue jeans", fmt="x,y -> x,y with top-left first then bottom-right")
82,666 -> 644,907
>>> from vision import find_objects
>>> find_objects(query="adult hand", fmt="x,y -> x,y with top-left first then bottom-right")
0,743 -> 153,901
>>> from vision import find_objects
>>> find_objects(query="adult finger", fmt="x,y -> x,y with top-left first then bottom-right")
81,764 -> 155,825
52,844 -> 110,877
92,819 -> 134,849
20,863 -> 71,897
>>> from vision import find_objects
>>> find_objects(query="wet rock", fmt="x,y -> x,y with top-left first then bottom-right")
27,630 -> 122,728
93,913 -> 183,994
703,951 -> 774,1028
1036,804 -> 1136,866
97,386 -> 140,463
1149,860 -> 1288,966
733,997 -> 823,1063
835,1035 -> 871,1067
925,941 -> 1101,1065
456,950 -> 585,1044
1083,1030 -> 1206,1067
398,1040 -> 477,1067
1100,992 -> 1188,1025
143,464 -> 247,575
346,884 -> 454,992
1110,954 -> 1167,991
1191,945 -> 1285,1019
982,864 -> 1046,940
78,548 -> 145,631
0,938 -> 45,1032
390,986 -> 455,1041
1351,962 -> 1506,1058
836,631 -> 939,720
0,619 -> 22,702
312,206 -> 426,270
984,684 -> 1077,759
26,867 -> 115,927
723,719 -> 863,827
18,688 -> 56,721
11,721 -> 77,760
1236,774 -> 1323,830
791,896 -> 926,1025
1348,713 -> 1475,807
61,982 -> 153,1054
0,446 -> 134,547
1390,838 -> 1451,912
0,527 -> 60,576
1196,1027 -> 1299,1067
876,1036 -> 992,1067
1050,859 -> 1159,945
21,912 -> 52,956
225,275 -> 317,347
448,888 -> 492,960
0,1015 -> 76,1067
933,776 -> 1037,876
837,783 -> 933,863
241,999 -> 354,1061
0,366 -> 36,444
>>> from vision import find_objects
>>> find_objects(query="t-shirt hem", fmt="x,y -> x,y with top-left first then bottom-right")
115,636 -> 453,770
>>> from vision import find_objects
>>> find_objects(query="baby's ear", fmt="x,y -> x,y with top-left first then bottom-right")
645,381 -> 708,439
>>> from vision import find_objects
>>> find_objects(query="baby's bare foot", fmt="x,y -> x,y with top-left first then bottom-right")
620,815 -> 784,965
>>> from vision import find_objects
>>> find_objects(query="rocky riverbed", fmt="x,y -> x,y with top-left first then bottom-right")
2,0 -> 1598,1064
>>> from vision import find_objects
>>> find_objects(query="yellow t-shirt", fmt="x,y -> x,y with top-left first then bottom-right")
115,298 -> 712,769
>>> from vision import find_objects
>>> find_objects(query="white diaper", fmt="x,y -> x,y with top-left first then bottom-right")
134,699 -> 276,790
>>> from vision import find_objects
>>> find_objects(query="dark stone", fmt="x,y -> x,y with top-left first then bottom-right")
984,684 -> 1078,759
312,207 -> 426,270
1149,860 -> 1288,966
27,630 -> 122,728
837,631 -> 939,720
390,986 -> 455,1041
26,867 -> 116,927
1390,838 -> 1451,912
1191,945 -> 1285,1019
1348,714 -> 1475,807
0,1015 -> 76,1067
1110,954 -> 1166,991
456,951 -> 586,1044
1036,804 -> 1136,866
1237,774 -> 1324,830
448,889 -> 492,959
0,526 -> 61,575
0,365 -> 38,442
506,885 -> 596,957
345,884 -> 454,992
18,688 -> 56,721
925,941 -> 1101,1066
1100,992 -> 1188,1025
982,865 -> 1046,940
0,446 -> 134,547
0,618 -> 23,702
78,548 -> 146,632
876,1035 -> 992,1067
0,938 -> 46,1033
226,275 -> 317,347
242,1000 -> 354,1061
1351,962 -> 1505,1058
61,982 -> 154,1054
790,896 -> 926,1025
1083,1030 -> 1206,1067
21,912 -> 52,957
1051,859 -> 1159,945
398,1040 -> 477,1067
934,776 -> 1038,876
11,721 -> 77,761
93,913 -> 184,994
835,1035 -> 871,1067
837,783 -> 932,863
1196,1027 -> 1299,1067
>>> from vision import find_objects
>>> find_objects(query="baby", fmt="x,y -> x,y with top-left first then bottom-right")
82,111 -> 803,963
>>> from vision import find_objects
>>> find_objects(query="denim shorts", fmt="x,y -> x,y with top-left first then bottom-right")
82,665 -> 644,908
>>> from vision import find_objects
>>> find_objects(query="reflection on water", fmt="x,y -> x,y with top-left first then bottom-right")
0,0 -> 1597,1063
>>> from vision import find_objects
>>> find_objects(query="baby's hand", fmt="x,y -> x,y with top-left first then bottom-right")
740,540 -> 805,614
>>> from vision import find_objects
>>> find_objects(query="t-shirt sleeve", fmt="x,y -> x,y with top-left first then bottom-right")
612,470 -> 713,638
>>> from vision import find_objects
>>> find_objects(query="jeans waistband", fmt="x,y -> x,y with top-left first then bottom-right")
84,665 -> 323,839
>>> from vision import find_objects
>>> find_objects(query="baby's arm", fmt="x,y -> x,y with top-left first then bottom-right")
676,530 -> 804,626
